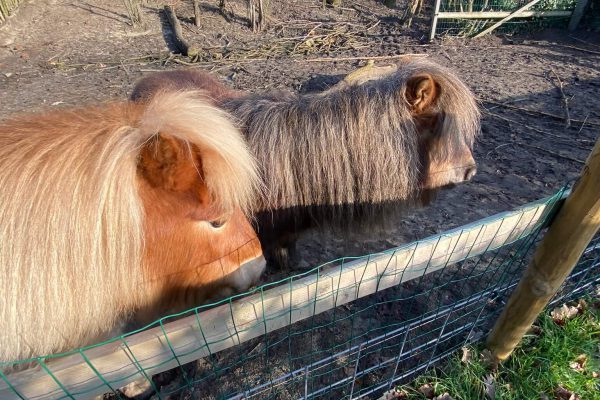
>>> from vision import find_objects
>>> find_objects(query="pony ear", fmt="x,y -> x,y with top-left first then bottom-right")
406,74 -> 439,114
138,133 -> 203,193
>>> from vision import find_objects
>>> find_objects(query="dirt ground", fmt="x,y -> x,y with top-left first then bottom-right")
1,0 -> 598,398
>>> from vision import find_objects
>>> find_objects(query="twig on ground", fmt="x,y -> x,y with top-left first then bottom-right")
164,5 -> 199,57
553,44 -> 600,56
525,40 -> 600,56
481,100 -> 600,127
300,54 -> 427,62
486,136 -> 585,164
484,110 -> 594,145
482,114 -> 586,163
520,143 -> 584,164
486,143 -> 511,157
568,36 -> 600,49
549,68 -> 571,129
171,58 -> 198,66
578,114 -> 589,134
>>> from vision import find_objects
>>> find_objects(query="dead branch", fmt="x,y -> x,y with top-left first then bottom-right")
578,114 -> 589,133
300,54 -> 428,63
481,100 -> 600,128
164,5 -> 199,57
568,36 -> 600,49
484,109 -> 594,148
546,43 -> 600,56
519,143 -> 584,164
549,68 -> 571,129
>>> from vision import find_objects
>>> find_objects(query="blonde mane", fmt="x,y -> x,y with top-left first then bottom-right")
0,91 -> 258,364
223,58 -> 480,212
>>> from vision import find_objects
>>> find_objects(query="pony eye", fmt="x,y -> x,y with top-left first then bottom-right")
209,219 -> 227,229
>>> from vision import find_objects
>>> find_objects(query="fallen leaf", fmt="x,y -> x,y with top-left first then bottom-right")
467,329 -> 484,342
3,72 -> 12,78
483,374 -> 496,399
418,383 -> 435,399
461,347 -> 473,363
550,304 -> 579,325
527,325 -> 542,336
554,385 -> 580,400
480,349 -> 499,371
569,354 -> 587,371
591,371 -> 598,378
576,299 -> 588,312
247,342 -> 265,356
434,393 -> 454,400
569,361 -> 582,371
377,388 -> 408,399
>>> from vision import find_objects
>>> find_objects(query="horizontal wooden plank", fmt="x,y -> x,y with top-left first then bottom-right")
437,10 -> 572,19
0,193 -> 565,400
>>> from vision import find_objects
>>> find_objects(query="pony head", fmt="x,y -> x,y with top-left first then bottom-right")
0,91 -> 264,363
397,60 -> 479,190
134,92 -> 266,321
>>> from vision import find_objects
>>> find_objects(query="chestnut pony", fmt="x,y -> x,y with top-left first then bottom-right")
0,91 -> 265,366
131,59 -> 481,268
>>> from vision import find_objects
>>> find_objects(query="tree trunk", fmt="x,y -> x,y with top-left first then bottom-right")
248,0 -> 268,32
164,5 -> 199,57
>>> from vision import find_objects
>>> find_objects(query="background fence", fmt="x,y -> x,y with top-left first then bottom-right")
430,0 -> 578,39
1,185 -> 599,399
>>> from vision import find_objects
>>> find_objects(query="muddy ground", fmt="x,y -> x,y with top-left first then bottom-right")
0,0 -> 598,399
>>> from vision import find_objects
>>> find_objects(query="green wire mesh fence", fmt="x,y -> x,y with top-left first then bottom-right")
1,187 -> 599,400
431,0 -> 577,38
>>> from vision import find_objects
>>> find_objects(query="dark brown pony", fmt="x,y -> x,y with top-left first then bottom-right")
0,91 -> 265,366
131,59 -> 480,267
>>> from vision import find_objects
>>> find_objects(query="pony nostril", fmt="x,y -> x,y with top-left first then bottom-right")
464,165 -> 477,181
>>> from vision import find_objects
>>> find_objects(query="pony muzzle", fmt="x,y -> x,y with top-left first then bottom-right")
230,255 -> 267,292
463,164 -> 477,181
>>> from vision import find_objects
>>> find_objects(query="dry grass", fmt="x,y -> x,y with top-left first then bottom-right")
0,0 -> 22,23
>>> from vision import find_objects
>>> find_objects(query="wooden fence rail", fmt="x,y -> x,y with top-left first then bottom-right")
0,191 -> 565,400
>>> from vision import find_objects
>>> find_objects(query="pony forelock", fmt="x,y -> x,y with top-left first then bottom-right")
140,90 -> 261,216
393,58 -> 481,158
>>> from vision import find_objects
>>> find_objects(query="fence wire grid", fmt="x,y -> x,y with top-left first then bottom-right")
433,0 -> 576,38
1,187 -> 599,400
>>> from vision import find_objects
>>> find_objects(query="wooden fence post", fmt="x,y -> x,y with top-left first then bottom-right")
487,139 -> 600,361
569,0 -> 590,31
429,0 -> 442,41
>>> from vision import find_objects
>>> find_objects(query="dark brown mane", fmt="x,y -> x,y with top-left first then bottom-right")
222,58 -> 480,213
